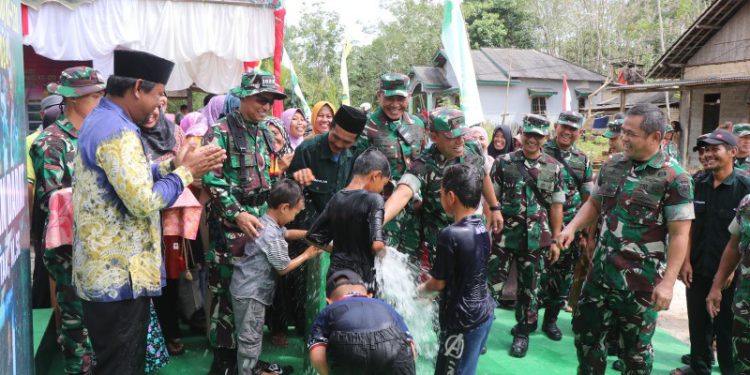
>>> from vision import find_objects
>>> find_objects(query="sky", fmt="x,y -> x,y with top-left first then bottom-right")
284,0 -> 392,45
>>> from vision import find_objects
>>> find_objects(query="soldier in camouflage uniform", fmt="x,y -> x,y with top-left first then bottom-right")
356,73 -> 427,259
558,104 -> 694,374
539,111 -> 594,341
489,114 -> 565,357
708,193 -> 750,374
29,67 -> 105,374
603,118 -> 625,156
663,124 -> 682,163
384,108 -> 502,272
733,124 -> 750,171
202,69 -> 286,374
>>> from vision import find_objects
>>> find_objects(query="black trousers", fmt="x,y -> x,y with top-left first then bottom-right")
153,279 -> 182,341
82,297 -> 150,375
686,273 -> 736,375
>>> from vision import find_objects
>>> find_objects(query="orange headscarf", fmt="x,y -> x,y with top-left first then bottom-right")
309,101 -> 336,138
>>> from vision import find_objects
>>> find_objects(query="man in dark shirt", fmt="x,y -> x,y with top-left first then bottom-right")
419,163 -> 495,375
308,270 -> 416,375
680,129 -> 750,375
307,149 -> 390,287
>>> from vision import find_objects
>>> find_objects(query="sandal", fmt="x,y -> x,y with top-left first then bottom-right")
166,339 -> 185,356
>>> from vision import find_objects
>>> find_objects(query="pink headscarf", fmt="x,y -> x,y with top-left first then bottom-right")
179,112 -> 202,136
189,95 -> 226,137
282,108 -> 305,150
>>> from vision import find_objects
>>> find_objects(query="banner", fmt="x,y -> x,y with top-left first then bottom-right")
281,47 -> 311,120
339,39 -> 351,106
441,0 -> 484,125
272,0 -> 285,117
0,0 -> 33,373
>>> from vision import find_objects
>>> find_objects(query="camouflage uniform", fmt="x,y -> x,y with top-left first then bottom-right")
727,195 -> 750,373
490,115 -> 565,333
202,70 -> 284,350
573,150 -> 694,374
396,109 -> 485,268
540,112 -> 594,325
734,124 -> 750,172
663,125 -> 682,163
29,66 -> 105,374
356,73 -> 427,259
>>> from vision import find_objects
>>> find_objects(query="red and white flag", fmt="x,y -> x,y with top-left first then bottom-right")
562,74 -> 572,112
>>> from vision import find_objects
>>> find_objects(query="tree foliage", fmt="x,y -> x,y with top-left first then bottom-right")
463,0 -> 537,49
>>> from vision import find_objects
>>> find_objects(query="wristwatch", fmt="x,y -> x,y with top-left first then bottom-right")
551,239 -> 559,245
489,204 -> 501,212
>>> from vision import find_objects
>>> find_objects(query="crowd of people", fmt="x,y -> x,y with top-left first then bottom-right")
23,48 -> 750,375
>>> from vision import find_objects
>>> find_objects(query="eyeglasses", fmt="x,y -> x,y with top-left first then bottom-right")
253,95 -> 274,106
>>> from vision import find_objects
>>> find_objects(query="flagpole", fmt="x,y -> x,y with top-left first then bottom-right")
502,61 -> 511,126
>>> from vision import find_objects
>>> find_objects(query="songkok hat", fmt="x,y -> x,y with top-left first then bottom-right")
114,50 -> 175,85
332,105 -> 367,134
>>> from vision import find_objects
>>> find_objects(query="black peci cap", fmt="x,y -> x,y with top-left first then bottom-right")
114,50 -> 175,85
332,105 -> 368,135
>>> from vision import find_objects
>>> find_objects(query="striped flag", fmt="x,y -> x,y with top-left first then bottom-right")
441,0 -> 484,125
281,48 -> 312,120
340,39 -> 352,105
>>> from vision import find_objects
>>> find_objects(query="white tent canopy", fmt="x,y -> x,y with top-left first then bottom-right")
24,0 -> 276,93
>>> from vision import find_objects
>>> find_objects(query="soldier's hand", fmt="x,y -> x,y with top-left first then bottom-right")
548,243 -> 561,264
556,228 -> 576,250
706,287 -> 722,318
292,168 -> 316,186
651,281 -> 674,311
679,261 -> 693,288
489,211 -> 504,234
177,144 -> 226,179
236,212 -> 263,239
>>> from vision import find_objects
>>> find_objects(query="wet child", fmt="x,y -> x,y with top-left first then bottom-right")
418,163 -> 496,375
230,179 -> 322,373
308,269 -> 416,375
306,148 -> 391,288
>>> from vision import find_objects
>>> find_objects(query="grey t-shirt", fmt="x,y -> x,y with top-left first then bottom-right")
230,214 -> 291,305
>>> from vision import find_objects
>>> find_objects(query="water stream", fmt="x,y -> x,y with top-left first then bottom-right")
375,247 -> 439,375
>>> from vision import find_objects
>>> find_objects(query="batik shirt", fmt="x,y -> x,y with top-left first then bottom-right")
589,150 -> 694,292
73,97 -> 192,302
543,140 -> 594,224
492,149 -> 565,251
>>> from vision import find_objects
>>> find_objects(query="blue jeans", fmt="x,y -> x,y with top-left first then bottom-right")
435,316 -> 494,375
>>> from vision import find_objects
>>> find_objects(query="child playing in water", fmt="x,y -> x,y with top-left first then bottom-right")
308,269 -> 416,375
230,179 -> 322,374
418,163 -> 495,375
306,148 -> 391,288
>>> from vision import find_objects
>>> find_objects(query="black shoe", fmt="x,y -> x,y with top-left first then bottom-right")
612,359 -> 623,372
208,348 -> 237,375
499,299 -> 516,310
607,340 -> 620,356
510,335 -> 529,358
480,346 -> 487,355
681,353 -> 715,367
542,322 -> 562,341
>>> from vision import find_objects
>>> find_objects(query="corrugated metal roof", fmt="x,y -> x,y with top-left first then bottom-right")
471,50 -> 511,82
593,91 -> 680,110
479,48 -> 606,82
647,0 -> 747,79
610,75 -> 750,92
410,66 -> 451,89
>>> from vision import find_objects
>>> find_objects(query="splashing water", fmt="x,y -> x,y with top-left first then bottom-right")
375,247 -> 439,374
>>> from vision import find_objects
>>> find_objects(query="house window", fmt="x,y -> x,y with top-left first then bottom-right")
578,97 -> 587,110
531,97 -> 547,115
702,93 -> 721,134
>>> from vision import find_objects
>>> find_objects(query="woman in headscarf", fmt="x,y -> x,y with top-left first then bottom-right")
179,112 -> 202,135
487,124 -> 514,158
140,104 -> 188,363
469,125 -> 494,172
199,94 -> 226,128
282,108 -> 306,150
308,101 -> 335,137
265,117 -> 294,185
222,91 -> 241,118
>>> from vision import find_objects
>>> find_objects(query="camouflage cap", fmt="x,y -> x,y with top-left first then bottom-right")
602,118 -> 624,139
46,66 -> 105,98
379,73 -> 410,97
666,124 -> 674,133
557,111 -> 584,129
733,123 -> 750,137
230,69 -> 287,99
430,108 -> 468,138
522,114 -> 551,136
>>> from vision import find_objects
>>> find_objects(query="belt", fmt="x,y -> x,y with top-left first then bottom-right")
240,190 -> 270,207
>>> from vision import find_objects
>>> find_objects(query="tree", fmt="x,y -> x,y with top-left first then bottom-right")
463,0 -> 537,49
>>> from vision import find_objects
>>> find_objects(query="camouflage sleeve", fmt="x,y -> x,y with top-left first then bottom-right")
551,164 -> 566,204
582,156 -> 594,196
201,125 -> 244,221
590,165 -> 606,204
31,136 -> 65,213
398,173 -> 423,202
490,159 -> 502,198
663,171 -> 695,222
413,116 -> 428,149
729,195 -> 750,236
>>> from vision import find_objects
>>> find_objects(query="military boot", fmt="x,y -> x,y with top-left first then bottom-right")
208,348 -> 238,375
542,306 -> 563,341
510,325 -> 530,358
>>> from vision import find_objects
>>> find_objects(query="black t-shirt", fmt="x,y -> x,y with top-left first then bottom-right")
307,189 -> 385,285
430,215 -> 495,332
692,170 -> 750,278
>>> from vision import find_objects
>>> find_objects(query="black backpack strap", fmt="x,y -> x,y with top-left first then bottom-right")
513,159 -> 551,211
553,147 -> 583,193
226,113 -> 251,191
